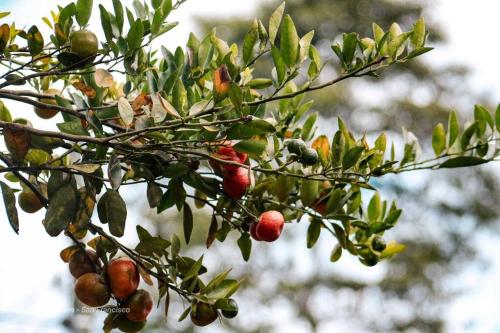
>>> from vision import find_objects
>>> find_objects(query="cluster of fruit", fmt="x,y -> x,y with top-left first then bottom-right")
209,144 -> 286,242
209,145 -> 250,200
67,250 -> 153,333
285,139 -> 319,166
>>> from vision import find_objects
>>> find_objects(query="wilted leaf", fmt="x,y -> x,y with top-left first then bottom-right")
118,97 -> 134,127
43,184 -> 77,237
97,190 -> 127,237
107,154 -> 122,190
0,181 -> 19,234
94,69 -> 114,88
60,245 -> 80,263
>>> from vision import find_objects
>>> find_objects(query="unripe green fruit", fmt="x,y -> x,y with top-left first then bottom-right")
220,299 -> 239,319
300,148 -> 319,166
286,139 -> 307,156
18,190 -> 43,213
70,30 -> 98,58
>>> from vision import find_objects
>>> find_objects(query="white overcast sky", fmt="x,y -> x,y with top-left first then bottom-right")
0,1 -> 500,332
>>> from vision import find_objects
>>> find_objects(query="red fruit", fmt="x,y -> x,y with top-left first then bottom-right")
107,258 -> 140,300
74,273 -> 111,307
209,146 -> 248,174
256,211 -> 285,242
250,223 -> 262,241
222,167 -> 250,199
125,289 -> 153,322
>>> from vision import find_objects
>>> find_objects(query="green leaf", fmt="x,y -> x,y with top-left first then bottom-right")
99,5 -> 113,42
271,46 -> 286,83
207,279 -> 240,299
247,78 -> 273,89
0,101 -> 12,122
388,31 -> 411,59
0,12 -> 10,20
306,219 -> 321,249
367,192 -> 381,223
127,19 -> 144,51
324,188 -> 341,215
112,0 -> 124,34
372,23 -> 384,44
411,17 -> 426,48
182,255 -> 204,281
496,104 -> 500,134
300,180 -> 319,207
234,140 -> 266,155
147,182 -> 163,208
228,83 -> 243,113
97,190 -> 127,237
43,184 -> 76,237
76,0 -> 93,27
432,123 -> 446,156
268,2 -> 285,44
301,112 -> 317,141
460,121 -> 478,150
237,233 -> 252,261
342,32 -> 358,65
243,20 -> 258,64
0,181 -> 19,234
330,245 -> 342,262
448,111 -> 459,147
160,0 -> 173,19
57,121 -> 89,136
406,47 -> 433,60
342,146 -> 364,170
280,15 -> 299,67
25,149 -> 51,166
299,30 -> 315,62
439,156 -> 488,169
384,209 -> 402,225
226,119 -> 275,139
183,203 -> 193,244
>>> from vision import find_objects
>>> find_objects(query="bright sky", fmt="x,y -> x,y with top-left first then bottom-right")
0,1 -> 499,332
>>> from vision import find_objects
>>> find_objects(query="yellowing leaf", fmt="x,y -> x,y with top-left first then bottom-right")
94,69 -> 114,88
118,97 -> 134,127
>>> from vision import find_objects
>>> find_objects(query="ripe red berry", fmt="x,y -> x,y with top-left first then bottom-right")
256,211 -> 285,242
222,167 -> 250,199
250,222 -> 262,241
209,146 -> 248,174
